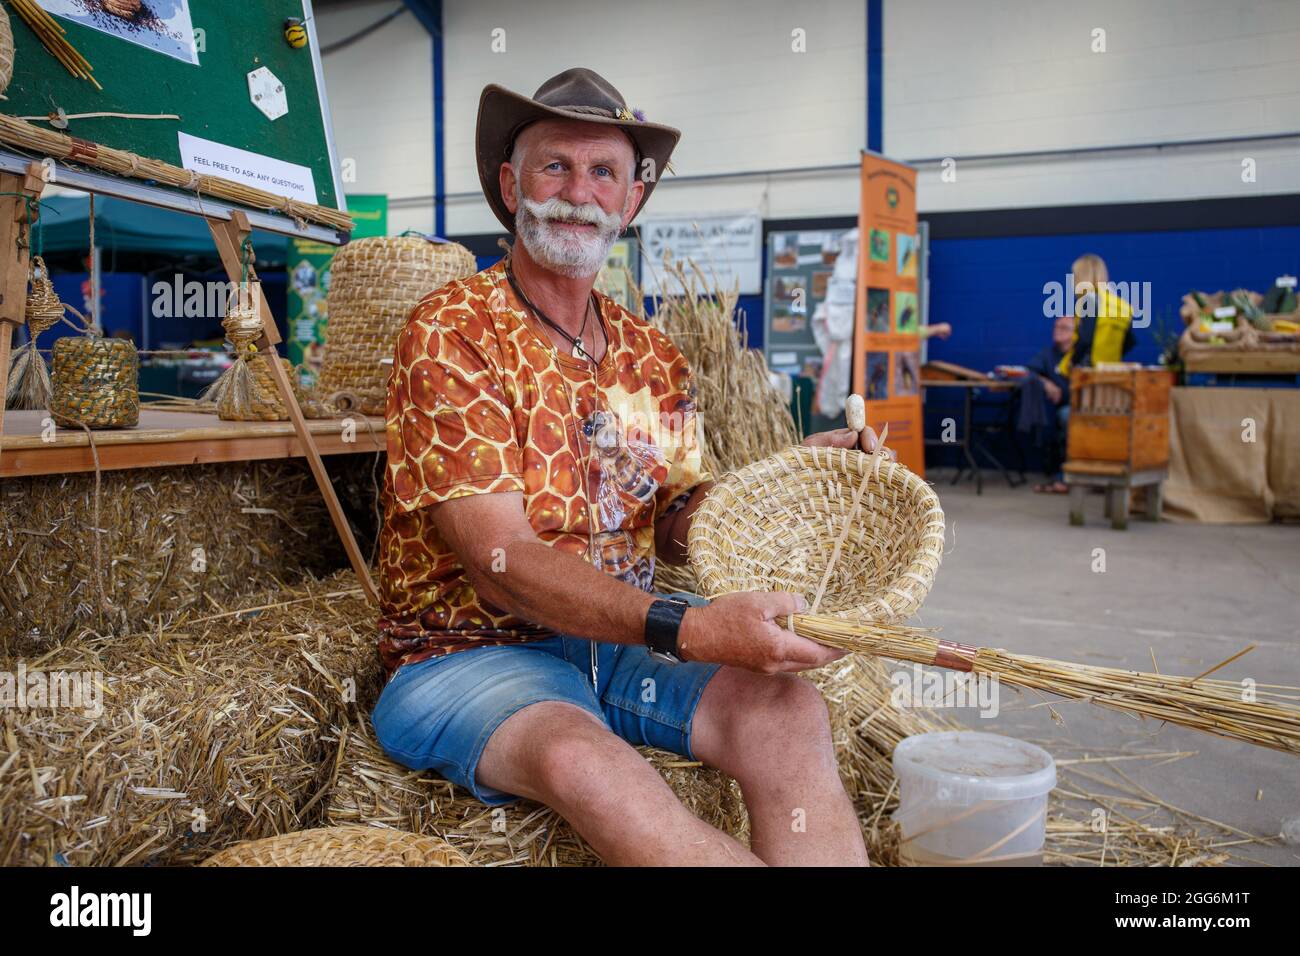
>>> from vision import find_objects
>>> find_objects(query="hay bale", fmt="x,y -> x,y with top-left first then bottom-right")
0,454 -> 380,654
0,572 -> 380,866
323,716 -> 748,866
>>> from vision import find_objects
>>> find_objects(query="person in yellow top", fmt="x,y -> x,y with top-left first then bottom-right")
1056,253 -> 1136,377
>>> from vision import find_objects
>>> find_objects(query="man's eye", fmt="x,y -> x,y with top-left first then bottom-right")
546,162 -> 563,171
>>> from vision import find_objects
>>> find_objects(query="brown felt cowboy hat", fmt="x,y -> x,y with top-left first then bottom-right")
476,67 -> 680,234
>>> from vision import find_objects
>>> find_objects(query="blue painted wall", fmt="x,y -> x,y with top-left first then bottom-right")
924,224 -> 1300,373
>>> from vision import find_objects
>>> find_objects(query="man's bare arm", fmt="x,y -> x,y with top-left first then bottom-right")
431,491 -> 654,647
429,491 -> 843,673
653,481 -> 713,567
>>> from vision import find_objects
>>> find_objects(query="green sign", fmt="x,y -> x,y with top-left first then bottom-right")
289,194 -> 387,384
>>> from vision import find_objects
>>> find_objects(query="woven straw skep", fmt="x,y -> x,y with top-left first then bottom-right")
50,335 -> 139,429
7,257 -> 63,410
200,825 -> 470,867
689,445 -> 945,622
314,237 -> 478,415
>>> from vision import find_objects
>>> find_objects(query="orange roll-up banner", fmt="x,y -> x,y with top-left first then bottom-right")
852,152 -> 924,476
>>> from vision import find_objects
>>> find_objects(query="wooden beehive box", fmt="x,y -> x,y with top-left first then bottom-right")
1066,367 -> 1174,473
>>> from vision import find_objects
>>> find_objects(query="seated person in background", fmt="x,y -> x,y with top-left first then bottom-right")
1057,253 -> 1136,377
1029,315 -> 1074,493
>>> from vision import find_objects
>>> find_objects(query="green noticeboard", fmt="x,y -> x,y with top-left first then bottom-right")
4,1 -> 344,225
288,194 -> 387,383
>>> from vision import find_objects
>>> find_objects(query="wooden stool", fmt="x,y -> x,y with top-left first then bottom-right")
1063,367 -> 1173,530
1065,462 -> 1166,529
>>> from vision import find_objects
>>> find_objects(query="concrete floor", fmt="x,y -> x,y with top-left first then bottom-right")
916,468 -> 1300,866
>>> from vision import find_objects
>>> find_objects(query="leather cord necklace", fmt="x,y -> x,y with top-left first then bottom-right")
504,258 -> 606,362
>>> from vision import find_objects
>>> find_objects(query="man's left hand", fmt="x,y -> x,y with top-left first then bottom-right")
802,426 -> 894,458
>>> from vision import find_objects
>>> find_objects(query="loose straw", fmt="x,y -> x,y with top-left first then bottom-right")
791,615 -> 1300,756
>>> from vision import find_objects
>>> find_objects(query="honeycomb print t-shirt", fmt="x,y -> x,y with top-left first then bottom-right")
376,260 -> 707,677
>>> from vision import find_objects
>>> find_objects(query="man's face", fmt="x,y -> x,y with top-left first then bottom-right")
1053,315 -> 1074,349
500,119 -> 644,278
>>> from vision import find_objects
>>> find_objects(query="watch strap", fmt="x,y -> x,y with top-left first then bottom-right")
644,598 -> 689,660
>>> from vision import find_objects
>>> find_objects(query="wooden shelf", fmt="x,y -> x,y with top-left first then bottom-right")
0,407 -> 385,478
1183,350 -> 1300,374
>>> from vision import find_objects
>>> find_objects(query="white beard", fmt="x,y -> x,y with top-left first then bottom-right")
514,189 -> 624,279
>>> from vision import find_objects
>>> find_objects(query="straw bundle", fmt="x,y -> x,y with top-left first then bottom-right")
0,574 -> 381,866
200,825 -> 469,867
323,716 -> 748,866
793,617 -> 1300,757
0,114 -> 351,231
689,445 -> 945,622
50,334 -> 139,429
647,257 -> 798,479
0,457 -> 364,652
313,237 -> 478,416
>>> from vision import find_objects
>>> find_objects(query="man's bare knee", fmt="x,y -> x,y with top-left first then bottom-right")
477,700 -> 607,800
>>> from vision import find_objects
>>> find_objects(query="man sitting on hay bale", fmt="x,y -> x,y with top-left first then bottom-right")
376,68 -> 882,866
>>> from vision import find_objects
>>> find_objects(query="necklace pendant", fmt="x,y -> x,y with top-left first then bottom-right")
572,340 -> 587,359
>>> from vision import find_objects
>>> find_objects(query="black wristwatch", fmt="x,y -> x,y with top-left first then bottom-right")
644,597 -> 690,664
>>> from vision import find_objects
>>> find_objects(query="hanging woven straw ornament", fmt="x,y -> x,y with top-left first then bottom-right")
201,284 -> 291,421
50,307 -> 140,429
6,256 -> 62,410
0,5 -> 14,99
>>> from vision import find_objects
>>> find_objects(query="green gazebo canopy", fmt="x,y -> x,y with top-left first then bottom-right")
36,195 -> 290,265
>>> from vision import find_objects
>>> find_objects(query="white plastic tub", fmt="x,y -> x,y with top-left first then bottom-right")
892,731 -> 1056,866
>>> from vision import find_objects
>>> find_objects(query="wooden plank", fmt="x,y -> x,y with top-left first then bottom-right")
1067,414 -> 1131,462
0,428 -> 382,478
208,214 -> 378,606
0,408 -> 386,450
1131,415 -> 1170,472
1183,349 -> 1300,374
1064,459 -> 1128,477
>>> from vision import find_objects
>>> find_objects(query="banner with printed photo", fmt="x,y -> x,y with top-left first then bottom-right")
40,0 -> 200,65
853,153 -> 924,475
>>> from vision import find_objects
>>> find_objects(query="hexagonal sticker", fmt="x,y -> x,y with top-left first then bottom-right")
248,66 -> 288,121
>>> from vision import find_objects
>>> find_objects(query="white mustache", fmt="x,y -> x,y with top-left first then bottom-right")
522,195 -> 622,231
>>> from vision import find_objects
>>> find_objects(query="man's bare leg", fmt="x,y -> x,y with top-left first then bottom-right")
477,700 -> 763,866
690,668 -> 869,866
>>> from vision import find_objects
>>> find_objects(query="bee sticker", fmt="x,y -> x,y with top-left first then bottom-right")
284,18 -> 309,50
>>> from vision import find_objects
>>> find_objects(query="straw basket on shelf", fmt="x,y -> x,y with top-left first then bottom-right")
199,826 -> 470,868
49,305 -> 139,429
314,236 -> 477,415
688,445 -> 945,621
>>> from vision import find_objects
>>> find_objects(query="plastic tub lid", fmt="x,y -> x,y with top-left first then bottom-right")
892,731 -> 1056,800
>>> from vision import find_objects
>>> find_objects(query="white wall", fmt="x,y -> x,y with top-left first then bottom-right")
440,0 -> 866,233
315,0 -> 435,235
889,0 -> 1300,212
314,0 -> 1300,235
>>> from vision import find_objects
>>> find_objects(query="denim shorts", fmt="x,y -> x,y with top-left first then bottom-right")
371,593 -> 721,806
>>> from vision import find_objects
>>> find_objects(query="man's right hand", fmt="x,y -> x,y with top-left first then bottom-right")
1041,377 -> 1062,405
678,591 -> 846,674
